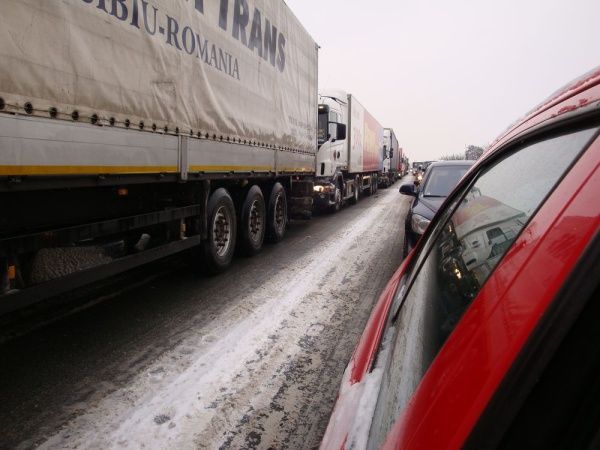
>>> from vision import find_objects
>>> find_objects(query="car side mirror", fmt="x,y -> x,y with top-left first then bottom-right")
336,123 -> 346,140
399,183 -> 417,197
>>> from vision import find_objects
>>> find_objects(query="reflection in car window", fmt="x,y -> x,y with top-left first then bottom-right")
422,166 -> 470,197
366,127 -> 597,450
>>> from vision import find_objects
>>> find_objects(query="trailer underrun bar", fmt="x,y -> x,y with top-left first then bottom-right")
0,235 -> 202,316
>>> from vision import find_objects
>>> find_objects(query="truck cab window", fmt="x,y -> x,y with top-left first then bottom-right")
318,110 -> 329,144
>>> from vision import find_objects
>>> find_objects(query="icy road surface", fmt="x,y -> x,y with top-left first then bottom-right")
0,184 -> 410,450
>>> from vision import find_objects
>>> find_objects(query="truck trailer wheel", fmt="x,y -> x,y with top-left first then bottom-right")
367,177 -> 374,196
266,182 -> 287,243
239,185 -> 266,256
203,188 -> 237,273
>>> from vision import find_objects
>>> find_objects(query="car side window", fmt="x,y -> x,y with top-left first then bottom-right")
366,127 -> 597,450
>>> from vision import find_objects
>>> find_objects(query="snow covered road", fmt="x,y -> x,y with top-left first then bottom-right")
0,185 -> 410,450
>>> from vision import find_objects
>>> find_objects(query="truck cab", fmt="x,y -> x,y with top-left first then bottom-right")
381,145 -> 392,187
317,92 -> 348,179
315,91 -> 349,210
314,90 -> 381,211
381,128 -> 395,187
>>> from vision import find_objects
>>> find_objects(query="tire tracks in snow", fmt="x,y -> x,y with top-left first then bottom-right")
32,188 -> 410,450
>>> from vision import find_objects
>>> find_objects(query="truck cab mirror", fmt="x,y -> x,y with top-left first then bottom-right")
328,123 -> 337,141
390,149 -> 394,158
336,123 -> 346,140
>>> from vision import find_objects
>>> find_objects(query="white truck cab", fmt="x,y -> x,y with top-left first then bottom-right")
382,128 -> 400,186
381,129 -> 393,187
317,91 -> 348,178
315,90 -> 383,211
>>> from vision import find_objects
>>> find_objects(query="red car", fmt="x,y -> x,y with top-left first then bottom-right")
321,68 -> 600,450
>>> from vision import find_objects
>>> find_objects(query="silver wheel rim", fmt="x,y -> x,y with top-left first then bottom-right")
248,199 -> 263,242
274,193 -> 285,232
213,205 -> 231,257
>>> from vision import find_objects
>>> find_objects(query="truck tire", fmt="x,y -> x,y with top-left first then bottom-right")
349,175 -> 360,205
266,182 -> 287,243
366,177 -> 374,196
239,185 -> 266,256
203,188 -> 237,273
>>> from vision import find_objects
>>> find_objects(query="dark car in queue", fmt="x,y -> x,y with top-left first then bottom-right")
399,160 -> 474,257
320,67 -> 600,450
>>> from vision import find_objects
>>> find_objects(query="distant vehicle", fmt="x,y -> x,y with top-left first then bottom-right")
321,68 -> 600,450
399,160 -> 474,257
381,128 -> 401,187
421,160 -> 435,172
411,160 -> 433,178
401,156 -> 410,177
315,91 -> 384,210
411,161 -> 423,175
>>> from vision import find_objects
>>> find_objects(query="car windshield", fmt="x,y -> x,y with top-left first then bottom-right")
421,165 -> 470,197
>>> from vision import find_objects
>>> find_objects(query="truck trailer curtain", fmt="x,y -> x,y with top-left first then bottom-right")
0,0 -> 318,153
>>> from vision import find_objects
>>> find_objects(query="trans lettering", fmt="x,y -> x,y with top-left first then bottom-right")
81,0 -> 287,74
222,0 -> 286,71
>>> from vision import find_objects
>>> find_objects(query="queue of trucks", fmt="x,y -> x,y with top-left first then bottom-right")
0,0 -> 407,314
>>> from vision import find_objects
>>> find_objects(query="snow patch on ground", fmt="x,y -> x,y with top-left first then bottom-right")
36,193 -> 401,450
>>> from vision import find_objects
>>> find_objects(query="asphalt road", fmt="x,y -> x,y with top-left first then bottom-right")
0,181 -> 411,450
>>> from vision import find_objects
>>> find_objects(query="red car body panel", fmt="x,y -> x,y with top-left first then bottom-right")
321,69 -> 600,450
490,68 -> 600,150
350,258 -> 410,384
382,138 -> 600,450
320,258 -> 412,450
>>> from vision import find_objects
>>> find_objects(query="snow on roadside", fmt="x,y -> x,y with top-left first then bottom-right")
35,194 -> 399,450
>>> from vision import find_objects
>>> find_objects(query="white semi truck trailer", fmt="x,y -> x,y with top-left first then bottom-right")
0,0 -> 318,314
381,128 -> 400,187
314,90 -> 384,210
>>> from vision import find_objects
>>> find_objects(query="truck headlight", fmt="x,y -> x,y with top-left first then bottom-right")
411,214 -> 430,235
314,184 -> 334,193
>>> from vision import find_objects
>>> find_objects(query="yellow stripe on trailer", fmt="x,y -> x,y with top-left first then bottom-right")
188,166 -> 313,173
0,165 -> 179,176
188,165 -> 273,172
279,168 -> 312,173
0,165 -> 314,176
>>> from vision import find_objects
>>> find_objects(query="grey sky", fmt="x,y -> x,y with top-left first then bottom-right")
285,0 -> 600,162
